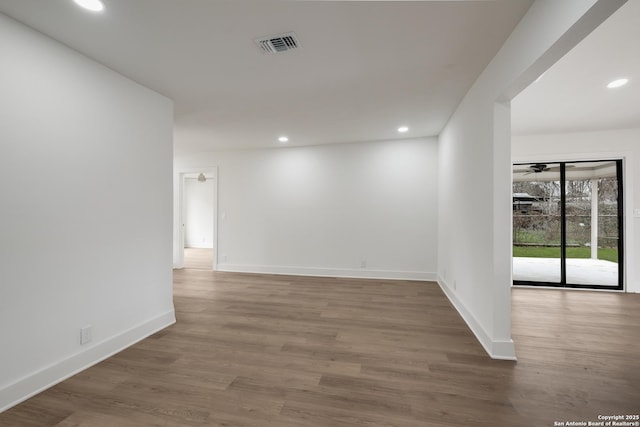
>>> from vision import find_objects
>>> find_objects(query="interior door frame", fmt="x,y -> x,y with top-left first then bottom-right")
512,158 -> 625,290
175,167 -> 218,270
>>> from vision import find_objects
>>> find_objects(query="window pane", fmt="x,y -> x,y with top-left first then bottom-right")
513,163 -> 561,283
565,161 -> 619,287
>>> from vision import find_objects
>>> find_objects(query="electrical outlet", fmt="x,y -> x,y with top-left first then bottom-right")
360,260 -> 367,268
80,325 -> 92,345
634,208 -> 640,218
222,255 -> 228,262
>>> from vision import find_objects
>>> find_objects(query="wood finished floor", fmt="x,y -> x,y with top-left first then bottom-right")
183,248 -> 214,270
1,262 -> 639,426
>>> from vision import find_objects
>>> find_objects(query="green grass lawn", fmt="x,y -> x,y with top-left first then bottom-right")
513,246 -> 618,263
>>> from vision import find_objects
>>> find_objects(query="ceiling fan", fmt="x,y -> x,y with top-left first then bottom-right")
526,163 -> 549,174
513,163 -> 574,175
512,163 -> 551,175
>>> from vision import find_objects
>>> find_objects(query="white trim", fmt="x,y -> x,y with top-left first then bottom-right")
184,243 -> 215,249
437,276 -> 517,361
0,310 -> 176,413
217,264 -> 436,281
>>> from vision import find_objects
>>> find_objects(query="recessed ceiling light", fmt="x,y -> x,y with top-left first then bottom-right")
397,126 -> 409,133
73,0 -> 104,12
278,136 -> 289,143
607,78 -> 628,89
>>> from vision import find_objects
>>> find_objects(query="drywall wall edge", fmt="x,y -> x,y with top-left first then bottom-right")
0,310 -> 176,413
437,276 -> 517,361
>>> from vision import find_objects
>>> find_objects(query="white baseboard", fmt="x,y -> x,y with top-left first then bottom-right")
437,276 -> 516,361
184,244 -> 213,249
217,263 -> 436,281
0,310 -> 176,413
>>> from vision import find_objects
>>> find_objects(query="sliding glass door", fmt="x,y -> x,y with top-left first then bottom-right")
512,160 -> 623,290
513,163 -> 562,284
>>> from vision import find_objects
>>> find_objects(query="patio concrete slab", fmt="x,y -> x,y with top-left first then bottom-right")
513,257 -> 618,286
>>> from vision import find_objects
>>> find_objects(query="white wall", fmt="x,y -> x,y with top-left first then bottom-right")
513,128 -> 639,293
437,0 -> 626,359
174,137 -> 438,280
184,178 -> 215,248
0,14 -> 175,411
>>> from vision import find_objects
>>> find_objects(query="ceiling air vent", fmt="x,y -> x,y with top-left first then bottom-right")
255,32 -> 300,54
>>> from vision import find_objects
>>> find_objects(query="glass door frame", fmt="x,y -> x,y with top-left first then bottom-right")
513,159 -> 624,290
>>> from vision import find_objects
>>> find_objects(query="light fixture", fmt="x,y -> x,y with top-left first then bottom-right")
278,136 -> 289,143
197,173 -> 206,183
607,78 -> 628,89
397,126 -> 409,133
73,0 -> 104,12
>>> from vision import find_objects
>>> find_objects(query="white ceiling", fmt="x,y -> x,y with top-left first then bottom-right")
0,0 -> 533,152
512,0 -> 640,136
4,1 -> 634,152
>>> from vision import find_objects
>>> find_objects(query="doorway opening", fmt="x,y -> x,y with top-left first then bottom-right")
512,160 -> 623,290
181,171 -> 216,270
